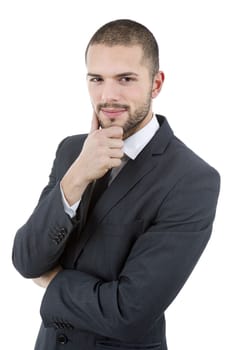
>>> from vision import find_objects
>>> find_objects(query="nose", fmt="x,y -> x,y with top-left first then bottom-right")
101,80 -> 120,103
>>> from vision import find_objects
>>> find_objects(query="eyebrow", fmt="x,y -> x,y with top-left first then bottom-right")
87,72 -> 139,78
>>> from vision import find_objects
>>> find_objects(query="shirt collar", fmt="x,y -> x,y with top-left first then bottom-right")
123,114 -> 159,160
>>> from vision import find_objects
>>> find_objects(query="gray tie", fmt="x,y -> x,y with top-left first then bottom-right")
109,154 -> 129,185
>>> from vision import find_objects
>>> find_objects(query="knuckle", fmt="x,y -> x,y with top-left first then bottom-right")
113,158 -> 122,167
118,127 -> 124,136
119,150 -> 124,157
117,159 -> 122,167
117,140 -> 124,148
115,127 -> 123,136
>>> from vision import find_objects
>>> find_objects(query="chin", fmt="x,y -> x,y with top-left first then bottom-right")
99,118 -> 124,129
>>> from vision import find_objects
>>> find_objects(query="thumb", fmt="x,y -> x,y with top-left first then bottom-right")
90,111 -> 100,133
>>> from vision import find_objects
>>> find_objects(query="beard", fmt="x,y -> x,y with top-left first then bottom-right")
96,90 -> 152,139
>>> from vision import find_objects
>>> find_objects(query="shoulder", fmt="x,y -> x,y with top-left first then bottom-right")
171,135 -> 220,181
52,134 -> 88,173
156,120 -> 220,223
156,115 -> 220,188
56,134 -> 88,154
166,137 -> 221,207
54,133 -> 88,160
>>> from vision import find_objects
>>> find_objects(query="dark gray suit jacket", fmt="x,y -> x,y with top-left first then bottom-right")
12,115 -> 220,350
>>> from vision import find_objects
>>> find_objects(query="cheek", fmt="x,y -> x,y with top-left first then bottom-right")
88,87 -> 99,105
129,87 -> 150,105
121,87 -> 140,102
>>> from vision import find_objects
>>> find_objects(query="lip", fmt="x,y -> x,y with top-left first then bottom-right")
101,108 -> 127,118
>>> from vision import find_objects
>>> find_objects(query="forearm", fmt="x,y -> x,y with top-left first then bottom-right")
60,164 -> 90,206
12,182 -> 78,278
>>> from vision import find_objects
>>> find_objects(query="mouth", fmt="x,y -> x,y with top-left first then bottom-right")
100,108 -> 127,118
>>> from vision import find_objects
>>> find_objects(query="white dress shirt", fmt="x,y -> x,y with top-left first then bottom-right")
61,115 -> 159,218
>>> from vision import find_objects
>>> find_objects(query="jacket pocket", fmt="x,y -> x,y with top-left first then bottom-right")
96,340 -> 161,350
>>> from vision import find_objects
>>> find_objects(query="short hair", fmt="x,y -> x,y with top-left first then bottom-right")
85,19 -> 159,78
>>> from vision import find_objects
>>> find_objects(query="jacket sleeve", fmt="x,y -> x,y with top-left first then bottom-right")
12,137 -> 80,278
40,164 -> 220,342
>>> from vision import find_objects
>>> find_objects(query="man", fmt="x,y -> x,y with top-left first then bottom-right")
12,19 -> 220,350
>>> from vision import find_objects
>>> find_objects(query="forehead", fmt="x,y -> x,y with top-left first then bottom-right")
86,44 -> 148,75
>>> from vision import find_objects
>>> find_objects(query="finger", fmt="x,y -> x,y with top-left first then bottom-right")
109,149 -> 124,159
103,126 -> 123,139
90,111 -> 100,133
109,158 -> 123,168
108,138 -> 124,149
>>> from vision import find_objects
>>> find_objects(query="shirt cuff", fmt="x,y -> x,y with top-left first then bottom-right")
60,184 -> 80,218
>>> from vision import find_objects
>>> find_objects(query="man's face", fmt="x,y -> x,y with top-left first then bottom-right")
86,44 -> 161,139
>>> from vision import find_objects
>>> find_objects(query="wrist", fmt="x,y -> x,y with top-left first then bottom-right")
60,173 -> 90,206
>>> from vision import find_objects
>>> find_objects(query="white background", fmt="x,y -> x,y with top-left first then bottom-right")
0,1 -> 236,349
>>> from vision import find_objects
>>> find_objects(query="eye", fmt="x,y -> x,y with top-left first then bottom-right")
119,76 -> 137,84
120,76 -> 133,82
89,77 -> 103,83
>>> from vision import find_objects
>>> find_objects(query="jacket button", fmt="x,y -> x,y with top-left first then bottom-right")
57,334 -> 68,344
59,228 -> 67,235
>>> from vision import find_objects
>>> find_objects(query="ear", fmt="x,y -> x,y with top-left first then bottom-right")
151,71 -> 165,98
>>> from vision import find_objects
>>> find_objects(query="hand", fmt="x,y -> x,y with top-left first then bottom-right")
80,112 -> 124,180
33,265 -> 62,289
61,112 -> 124,205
